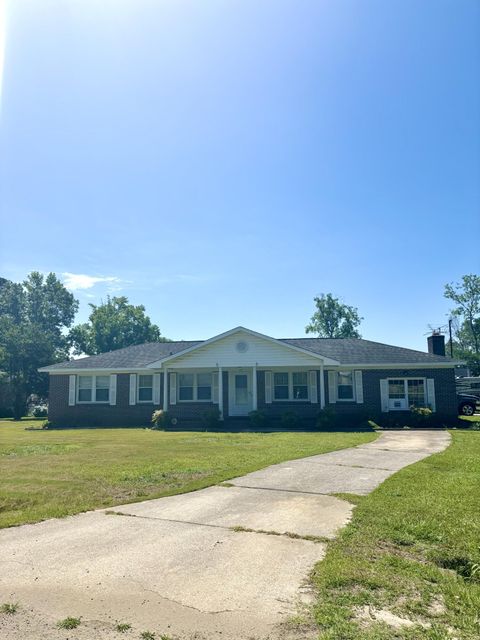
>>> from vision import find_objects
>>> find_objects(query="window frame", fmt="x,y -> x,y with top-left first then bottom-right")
336,371 -> 356,402
77,374 -> 110,404
137,374 -> 154,403
386,377 -> 427,410
177,372 -> 213,403
273,371 -> 310,402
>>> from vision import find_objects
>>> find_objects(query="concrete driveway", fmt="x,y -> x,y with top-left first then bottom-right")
0,430 -> 450,640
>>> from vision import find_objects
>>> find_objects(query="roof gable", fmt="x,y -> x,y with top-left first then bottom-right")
147,327 -> 340,368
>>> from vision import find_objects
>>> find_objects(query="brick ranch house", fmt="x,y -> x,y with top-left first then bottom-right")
40,326 -> 459,428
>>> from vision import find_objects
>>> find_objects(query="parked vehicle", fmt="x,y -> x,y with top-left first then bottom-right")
457,393 -> 479,416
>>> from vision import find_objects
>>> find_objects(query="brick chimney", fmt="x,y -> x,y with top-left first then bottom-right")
427,332 -> 446,357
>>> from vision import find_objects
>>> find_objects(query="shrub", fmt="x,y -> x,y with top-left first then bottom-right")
201,407 -> 221,429
151,409 -> 170,429
248,409 -> 270,428
410,405 -> 433,427
316,407 -> 337,430
280,410 -> 300,429
32,406 -> 48,418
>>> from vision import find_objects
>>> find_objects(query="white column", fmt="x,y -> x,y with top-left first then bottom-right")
319,364 -> 325,408
163,368 -> 168,411
218,366 -> 224,420
252,364 -> 258,411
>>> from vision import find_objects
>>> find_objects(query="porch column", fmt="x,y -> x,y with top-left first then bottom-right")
252,364 -> 258,411
163,368 -> 168,411
319,364 -> 325,408
218,366 -> 224,420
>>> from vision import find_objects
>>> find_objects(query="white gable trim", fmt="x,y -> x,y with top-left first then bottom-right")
146,326 -> 340,368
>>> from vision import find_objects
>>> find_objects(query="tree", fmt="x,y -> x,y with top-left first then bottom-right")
69,296 -> 167,355
0,273 -> 79,419
306,293 -> 363,338
444,274 -> 480,374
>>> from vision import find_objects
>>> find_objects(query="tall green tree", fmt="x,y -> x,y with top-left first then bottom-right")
306,293 -> 363,338
0,273 -> 79,419
444,274 -> 480,374
69,296 -> 167,355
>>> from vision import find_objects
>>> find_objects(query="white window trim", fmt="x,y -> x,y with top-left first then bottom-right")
178,372 -> 214,403
386,377 -> 427,410
137,374 -> 154,404
76,374 -> 110,404
336,371 -> 356,402
273,371 -> 310,402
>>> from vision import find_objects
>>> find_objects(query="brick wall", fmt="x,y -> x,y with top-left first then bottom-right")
48,366 -> 457,428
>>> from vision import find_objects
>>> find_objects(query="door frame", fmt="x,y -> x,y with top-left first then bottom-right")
228,369 -> 253,416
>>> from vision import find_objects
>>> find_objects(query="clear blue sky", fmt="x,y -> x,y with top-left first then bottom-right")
1,0 -> 479,350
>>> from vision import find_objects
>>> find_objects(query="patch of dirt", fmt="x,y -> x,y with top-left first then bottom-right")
355,605 -> 431,630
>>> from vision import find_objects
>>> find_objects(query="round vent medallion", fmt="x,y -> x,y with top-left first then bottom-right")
236,340 -> 248,353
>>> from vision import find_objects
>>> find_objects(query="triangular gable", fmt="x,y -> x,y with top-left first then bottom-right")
146,326 -> 340,368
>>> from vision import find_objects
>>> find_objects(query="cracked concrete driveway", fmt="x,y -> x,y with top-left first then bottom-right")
0,430 -> 450,640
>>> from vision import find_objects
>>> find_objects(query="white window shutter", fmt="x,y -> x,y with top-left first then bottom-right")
265,371 -> 272,404
212,372 -> 219,404
169,372 -> 177,405
355,371 -> 364,404
129,374 -> 136,405
68,375 -> 76,406
153,373 -> 161,405
309,371 -> 318,403
328,371 -> 337,403
380,379 -> 389,412
109,374 -> 117,405
427,379 -> 436,412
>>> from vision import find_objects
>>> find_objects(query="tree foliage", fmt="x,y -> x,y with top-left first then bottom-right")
306,293 -> 363,338
69,296 -> 166,355
444,274 -> 480,374
0,273 -> 79,418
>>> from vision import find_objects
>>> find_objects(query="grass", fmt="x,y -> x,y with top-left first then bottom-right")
311,429 -> 480,639
0,418 -> 376,528
116,622 -> 132,632
1,602 -> 19,614
57,616 -> 81,629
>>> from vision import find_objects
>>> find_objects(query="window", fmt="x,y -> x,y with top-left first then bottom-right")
197,373 -> 212,401
292,372 -> 308,399
274,371 -> 310,401
78,376 -> 92,402
138,375 -> 153,402
77,375 -> 109,403
388,378 -> 425,410
274,373 -> 289,399
178,373 -> 212,402
95,376 -> 110,402
337,371 -> 354,401
178,373 -> 194,401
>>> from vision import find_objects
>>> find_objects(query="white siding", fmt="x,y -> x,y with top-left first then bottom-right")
168,331 -> 322,368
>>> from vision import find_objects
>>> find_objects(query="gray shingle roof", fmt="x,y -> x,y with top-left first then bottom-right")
40,335 -> 454,371
40,341 -> 202,371
281,338 -> 454,364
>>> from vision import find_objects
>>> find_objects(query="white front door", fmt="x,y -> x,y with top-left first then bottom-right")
229,371 -> 253,416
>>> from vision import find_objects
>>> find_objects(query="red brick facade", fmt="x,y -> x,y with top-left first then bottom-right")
48,367 -> 457,428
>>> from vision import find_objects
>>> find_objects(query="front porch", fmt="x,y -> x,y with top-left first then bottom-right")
161,366 -> 326,423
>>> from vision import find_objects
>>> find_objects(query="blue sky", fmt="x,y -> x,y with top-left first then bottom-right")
1,0 -> 479,350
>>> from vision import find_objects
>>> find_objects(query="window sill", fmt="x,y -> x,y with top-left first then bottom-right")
76,401 -> 110,405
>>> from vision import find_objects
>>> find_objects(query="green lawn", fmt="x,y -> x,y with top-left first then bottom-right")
0,419 -> 376,528
311,429 -> 480,639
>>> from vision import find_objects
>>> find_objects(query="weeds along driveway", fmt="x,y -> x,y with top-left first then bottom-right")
0,430 -> 450,640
